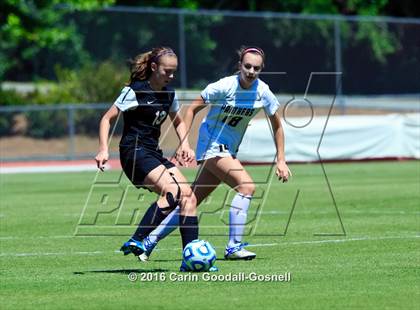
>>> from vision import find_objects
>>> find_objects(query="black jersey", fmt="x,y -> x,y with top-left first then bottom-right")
114,81 -> 178,150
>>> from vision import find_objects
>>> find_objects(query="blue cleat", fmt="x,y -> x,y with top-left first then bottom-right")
208,265 -> 219,272
120,238 -> 146,256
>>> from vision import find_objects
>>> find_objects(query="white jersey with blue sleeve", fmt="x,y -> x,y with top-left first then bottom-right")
196,75 -> 280,161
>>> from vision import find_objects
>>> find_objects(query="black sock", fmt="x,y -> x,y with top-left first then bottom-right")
132,202 -> 166,241
179,215 -> 198,249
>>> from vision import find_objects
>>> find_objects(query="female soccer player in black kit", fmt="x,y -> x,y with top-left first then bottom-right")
95,47 -> 198,268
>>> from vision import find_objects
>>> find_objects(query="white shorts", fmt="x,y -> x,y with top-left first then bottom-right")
196,141 -> 233,162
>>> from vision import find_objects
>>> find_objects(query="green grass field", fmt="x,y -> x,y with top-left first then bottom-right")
1,161 -> 419,309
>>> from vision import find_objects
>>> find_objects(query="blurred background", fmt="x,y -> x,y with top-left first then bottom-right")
0,0 -> 419,165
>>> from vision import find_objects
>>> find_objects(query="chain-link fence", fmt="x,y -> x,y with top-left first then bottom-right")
23,7 -> 420,94
1,8 -> 419,161
1,94 -> 418,162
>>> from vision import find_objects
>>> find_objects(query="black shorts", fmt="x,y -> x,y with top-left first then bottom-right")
119,146 -> 175,188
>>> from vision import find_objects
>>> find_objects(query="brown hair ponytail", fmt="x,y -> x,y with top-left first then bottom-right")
129,47 -> 176,84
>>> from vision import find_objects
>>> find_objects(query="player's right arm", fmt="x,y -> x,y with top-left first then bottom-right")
183,96 -> 206,135
184,77 -> 226,142
95,105 -> 119,171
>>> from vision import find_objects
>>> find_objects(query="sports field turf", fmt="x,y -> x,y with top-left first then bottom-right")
1,161 -> 419,309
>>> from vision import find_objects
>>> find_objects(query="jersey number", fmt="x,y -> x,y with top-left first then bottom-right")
221,116 -> 243,127
152,111 -> 167,126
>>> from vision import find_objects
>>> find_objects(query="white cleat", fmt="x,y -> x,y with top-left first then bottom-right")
138,252 -> 150,262
137,236 -> 156,262
224,243 -> 256,260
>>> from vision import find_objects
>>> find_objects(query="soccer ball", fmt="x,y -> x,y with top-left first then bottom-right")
182,239 -> 217,272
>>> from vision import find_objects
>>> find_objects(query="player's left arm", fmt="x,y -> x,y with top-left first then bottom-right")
268,111 -> 292,182
169,111 -> 195,165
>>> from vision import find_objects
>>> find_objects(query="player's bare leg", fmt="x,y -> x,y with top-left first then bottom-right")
202,156 -> 257,260
139,165 -> 221,261
121,164 -> 197,258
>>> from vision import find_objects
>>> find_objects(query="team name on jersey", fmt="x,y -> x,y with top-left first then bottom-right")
221,103 -> 255,117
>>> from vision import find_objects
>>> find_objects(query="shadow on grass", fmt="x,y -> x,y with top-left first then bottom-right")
149,259 -> 180,262
152,257 -> 264,262
217,257 -> 264,261
73,257 -> 263,274
74,268 -> 168,275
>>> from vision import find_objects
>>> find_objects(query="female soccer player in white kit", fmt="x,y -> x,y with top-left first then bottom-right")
137,46 -> 291,262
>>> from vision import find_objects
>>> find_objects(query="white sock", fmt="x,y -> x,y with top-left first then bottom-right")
148,206 -> 180,244
228,193 -> 252,248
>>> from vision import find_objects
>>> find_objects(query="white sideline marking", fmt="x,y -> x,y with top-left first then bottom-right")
0,165 -> 99,174
247,235 -> 420,247
0,231 -> 418,241
59,209 -> 420,216
0,235 -> 418,257
0,235 -> 102,240
1,251 -> 105,257
4,209 -> 417,221
219,210 -> 420,215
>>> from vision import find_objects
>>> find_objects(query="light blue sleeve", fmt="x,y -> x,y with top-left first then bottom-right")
262,87 -> 280,116
200,79 -> 226,104
169,92 -> 180,112
113,87 -> 139,111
